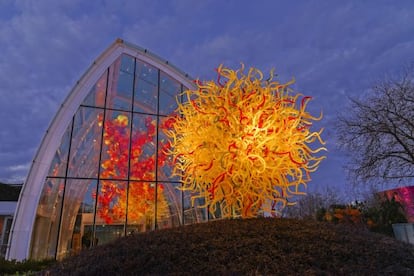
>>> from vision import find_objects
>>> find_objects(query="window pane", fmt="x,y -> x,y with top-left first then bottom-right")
126,181 -> 157,233
95,180 -> 127,244
106,57 -> 133,111
129,114 -> 156,181
30,178 -> 65,259
100,111 -> 131,180
157,182 -> 182,229
68,107 -> 103,178
134,79 -> 158,114
133,60 -> 158,114
159,72 -> 181,115
47,121 -> 72,177
56,179 -> 97,258
0,217 -> 13,256
157,130 -> 179,181
136,61 -> 158,85
183,190 -> 208,225
82,70 -> 108,108
120,54 -> 135,74
117,72 -> 134,101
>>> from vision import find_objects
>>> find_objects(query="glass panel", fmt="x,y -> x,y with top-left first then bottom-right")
136,61 -> 158,85
68,107 -> 103,178
120,54 -> 135,74
126,181 -> 157,233
95,180 -> 127,244
85,224 -> 124,247
82,70 -> 108,108
129,114 -> 156,181
157,130 -> 179,181
183,190 -> 207,225
100,111 -> 131,180
157,182 -> 182,230
159,72 -> 181,115
47,121 -> 72,177
134,78 -> 158,114
106,56 -> 133,111
0,217 -> 13,257
183,209 -> 197,225
30,178 -> 65,259
208,201 -> 222,220
183,191 -> 196,225
0,218 -> 4,256
133,60 -> 158,114
115,71 -> 134,109
56,179 -> 97,259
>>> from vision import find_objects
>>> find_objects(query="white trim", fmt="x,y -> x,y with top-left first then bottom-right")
7,39 -> 194,260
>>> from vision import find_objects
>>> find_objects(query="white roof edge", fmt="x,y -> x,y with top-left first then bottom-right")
7,38 -> 196,261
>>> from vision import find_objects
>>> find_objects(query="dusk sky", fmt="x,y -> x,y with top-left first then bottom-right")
1,1 -> 413,200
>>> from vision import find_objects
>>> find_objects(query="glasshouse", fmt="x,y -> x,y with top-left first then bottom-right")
7,39 -> 207,260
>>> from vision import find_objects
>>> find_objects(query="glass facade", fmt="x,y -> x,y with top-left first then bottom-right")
29,53 -> 208,260
0,216 -> 13,257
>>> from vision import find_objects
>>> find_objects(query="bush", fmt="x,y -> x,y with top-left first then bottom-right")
316,196 -> 407,236
0,257 -> 56,275
360,195 -> 407,236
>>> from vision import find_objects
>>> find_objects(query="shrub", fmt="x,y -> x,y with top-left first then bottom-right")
317,196 -> 407,236
0,257 -> 56,275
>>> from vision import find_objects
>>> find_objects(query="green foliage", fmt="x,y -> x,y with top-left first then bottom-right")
359,195 -> 407,236
316,207 -> 326,221
316,195 -> 407,236
0,257 -> 55,275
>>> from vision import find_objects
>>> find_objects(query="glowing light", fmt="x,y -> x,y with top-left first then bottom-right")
163,65 -> 326,218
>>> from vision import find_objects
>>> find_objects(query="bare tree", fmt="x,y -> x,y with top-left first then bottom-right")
337,67 -> 414,186
284,188 -> 341,219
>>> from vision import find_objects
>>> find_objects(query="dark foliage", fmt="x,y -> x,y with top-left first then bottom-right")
0,183 -> 22,201
0,257 -> 55,274
41,218 -> 414,275
360,196 -> 408,236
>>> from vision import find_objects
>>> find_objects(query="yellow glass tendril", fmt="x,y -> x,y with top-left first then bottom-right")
163,65 -> 326,218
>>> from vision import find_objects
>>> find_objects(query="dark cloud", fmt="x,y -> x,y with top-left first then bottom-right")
0,1 -> 413,197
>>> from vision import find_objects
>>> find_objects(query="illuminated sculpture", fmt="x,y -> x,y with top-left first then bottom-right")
98,114 -> 169,224
163,65 -> 326,218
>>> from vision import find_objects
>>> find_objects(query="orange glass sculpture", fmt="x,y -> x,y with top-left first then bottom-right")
97,114 -> 169,224
163,65 -> 326,218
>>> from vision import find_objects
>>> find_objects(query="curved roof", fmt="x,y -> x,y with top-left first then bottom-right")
7,39 -> 195,260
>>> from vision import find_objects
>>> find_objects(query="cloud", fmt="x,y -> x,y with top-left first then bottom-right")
0,161 -> 32,184
6,163 -> 30,172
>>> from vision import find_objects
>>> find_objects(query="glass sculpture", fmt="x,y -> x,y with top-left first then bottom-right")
163,65 -> 326,218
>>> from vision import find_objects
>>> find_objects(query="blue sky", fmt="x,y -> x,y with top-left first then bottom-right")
0,0 -> 413,199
